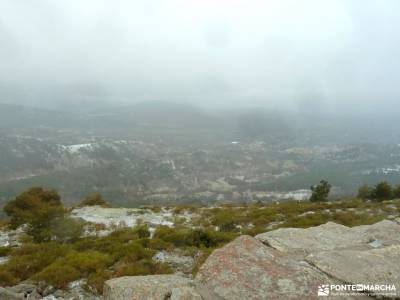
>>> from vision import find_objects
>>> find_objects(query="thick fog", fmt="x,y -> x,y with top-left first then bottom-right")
0,0 -> 399,112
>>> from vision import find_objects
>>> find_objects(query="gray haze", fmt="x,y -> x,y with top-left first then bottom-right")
0,0 -> 399,111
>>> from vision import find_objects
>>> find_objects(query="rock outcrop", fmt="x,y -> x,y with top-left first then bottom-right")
195,235 -> 339,300
104,220 -> 400,300
255,220 -> 400,255
0,287 -> 25,300
152,250 -> 195,274
306,246 -> 400,298
0,280 -> 101,300
103,275 -> 202,300
256,222 -> 361,253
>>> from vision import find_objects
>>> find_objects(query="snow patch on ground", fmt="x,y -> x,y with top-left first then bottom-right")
60,143 -> 94,154
71,206 -> 175,230
254,189 -> 312,201
0,231 -> 10,247
0,256 -> 9,265
0,228 -> 22,247
359,165 -> 400,175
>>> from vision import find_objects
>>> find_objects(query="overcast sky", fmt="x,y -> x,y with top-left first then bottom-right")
0,0 -> 399,111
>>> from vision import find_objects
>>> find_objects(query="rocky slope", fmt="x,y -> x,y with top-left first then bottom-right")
104,219 -> 400,300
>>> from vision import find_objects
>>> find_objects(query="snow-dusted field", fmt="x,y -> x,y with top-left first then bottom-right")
61,143 -> 94,154
254,189 -> 312,201
71,206 -> 175,229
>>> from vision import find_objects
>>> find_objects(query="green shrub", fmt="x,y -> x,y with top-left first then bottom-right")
393,185 -> 400,199
0,269 -> 18,286
358,184 -> 373,199
132,224 -> 150,239
149,206 -> 162,213
211,211 -> 238,232
202,230 -> 237,247
114,260 -> 172,277
121,242 -> 154,263
79,194 -> 110,207
154,226 -> 237,249
246,207 -> 278,226
5,243 -> 70,281
108,226 -> 150,242
332,212 -> 384,227
86,269 -> 113,294
242,226 -> 268,236
373,182 -> 393,201
0,246 -> 12,257
50,216 -> 84,243
146,238 -> 172,250
282,212 -> 329,228
35,264 -> 80,289
34,251 -> 112,288
64,251 -> 112,272
153,226 -> 187,247
173,205 -> 198,214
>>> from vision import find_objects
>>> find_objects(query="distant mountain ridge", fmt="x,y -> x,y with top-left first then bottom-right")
0,101 -> 221,130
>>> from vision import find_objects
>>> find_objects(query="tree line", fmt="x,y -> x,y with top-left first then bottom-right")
357,181 -> 400,201
309,180 -> 400,202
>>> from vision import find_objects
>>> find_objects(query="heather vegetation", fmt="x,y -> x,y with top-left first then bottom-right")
0,186 -> 399,295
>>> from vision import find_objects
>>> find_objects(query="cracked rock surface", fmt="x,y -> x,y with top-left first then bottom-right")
104,220 -> 400,300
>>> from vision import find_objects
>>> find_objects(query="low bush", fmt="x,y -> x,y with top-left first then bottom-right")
86,269 -> 113,294
34,250 -> 112,288
5,243 -> 70,281
332,212 -> 384,227
35,264 -> 80,289
0,246 -> 12,257
242,225 -> 269,236
211,210 -> 239,232
154,226 -> 237,249
282,212 -> 329,228
0,269 -> 18,286
113,260 -> 172,278
79,193 -> 110,207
